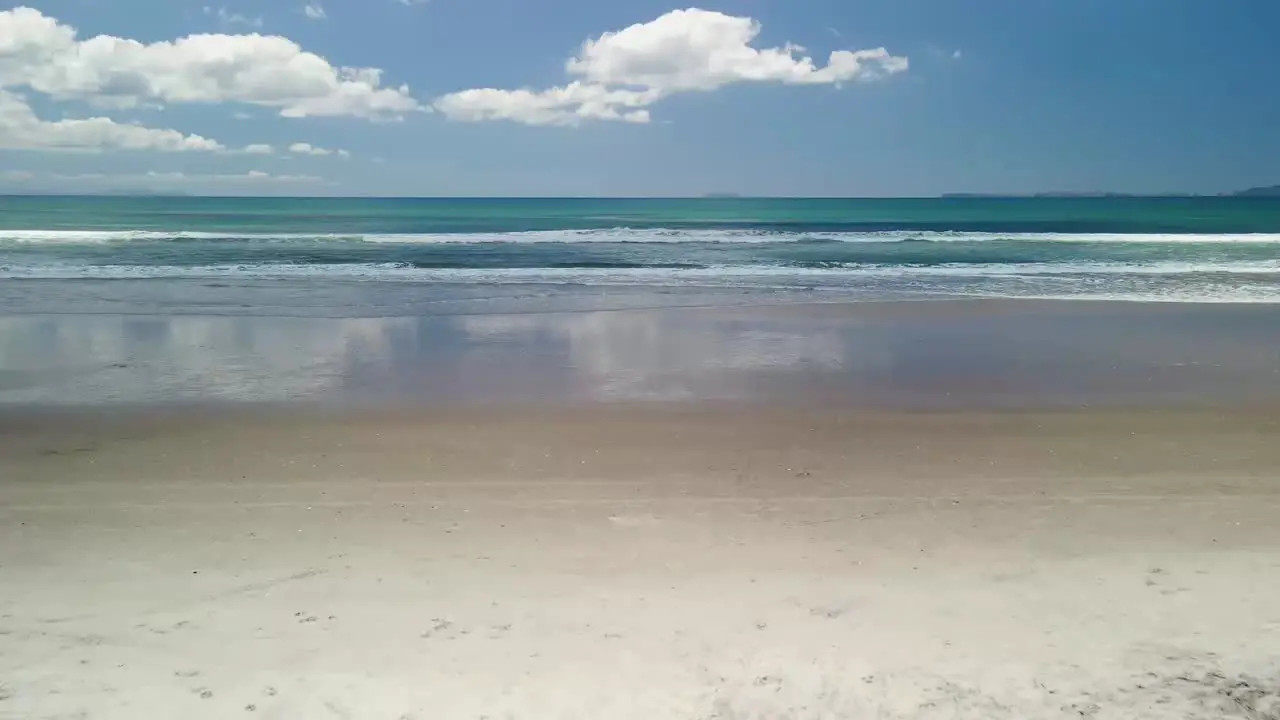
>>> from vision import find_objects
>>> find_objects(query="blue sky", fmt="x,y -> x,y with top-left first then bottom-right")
1,0 -> 1278,196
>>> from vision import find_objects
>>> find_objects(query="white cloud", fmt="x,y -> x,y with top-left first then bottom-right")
204,6 -> 263,30
0,89 -> 227,152
243,143 -> 274,154
1,169 -> 34,181
289,142 -> 326,155
0,6 -> 423,119
434,8 -> 907,126
288,141 -> 349,157
56,170 -> 324,184
566,8 -> 908,90
435,83 -> 656,126
952,49 -> 963,60
303,3 -> 327,20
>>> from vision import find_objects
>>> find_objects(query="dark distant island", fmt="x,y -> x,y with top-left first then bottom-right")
1235,185 -> 1280,197
941,192 -> 1148,199
942,186 -> 1280,199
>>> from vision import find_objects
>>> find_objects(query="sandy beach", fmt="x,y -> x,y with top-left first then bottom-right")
3,301 -> 1280,719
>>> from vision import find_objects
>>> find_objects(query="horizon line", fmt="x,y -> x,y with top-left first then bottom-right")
1,192 -> 1274,201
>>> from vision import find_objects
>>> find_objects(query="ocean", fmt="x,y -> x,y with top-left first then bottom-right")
3,195 -> 1280,315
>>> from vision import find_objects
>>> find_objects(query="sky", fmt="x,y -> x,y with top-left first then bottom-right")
1,0 -> 1278,197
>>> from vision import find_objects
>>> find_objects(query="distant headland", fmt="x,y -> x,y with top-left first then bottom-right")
1234,185 -> 1280,197
942,186 -> 1280,199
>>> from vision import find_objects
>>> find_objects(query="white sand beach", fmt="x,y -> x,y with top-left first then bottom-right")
3,404 -> 1279,719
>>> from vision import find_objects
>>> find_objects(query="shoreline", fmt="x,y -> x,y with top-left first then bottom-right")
5,276 -> 1280,319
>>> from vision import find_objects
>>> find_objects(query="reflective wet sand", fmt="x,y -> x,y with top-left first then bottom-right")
2,300 -> 1278,410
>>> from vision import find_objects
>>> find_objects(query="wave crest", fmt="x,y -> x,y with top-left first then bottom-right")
5,228 -> 1280,245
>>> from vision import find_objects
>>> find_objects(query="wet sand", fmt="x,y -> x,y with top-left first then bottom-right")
3,300 -> 1280,409
2,301 -> 1280,718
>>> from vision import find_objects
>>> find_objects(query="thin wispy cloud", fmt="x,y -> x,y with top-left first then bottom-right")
303,3 -> 327,20
289,142 -> 351,158
54,170 -> 325,184
203,6 -> 263,29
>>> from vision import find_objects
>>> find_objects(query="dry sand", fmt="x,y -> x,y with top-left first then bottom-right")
2,406 -> 1280,719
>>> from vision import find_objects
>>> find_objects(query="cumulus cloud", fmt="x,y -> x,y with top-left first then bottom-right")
288,141 -> 350,157
0,89 -> 227,152
0,6 -> 423,119
243,143 -> 274,154
435,83 -> 656,126
434,7 -> 907,126
303,3 -> 327,20
565,9 -> 907,90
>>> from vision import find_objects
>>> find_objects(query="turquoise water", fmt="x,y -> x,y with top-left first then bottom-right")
5,196 -> 1280,234
2,196 -> 1280,309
